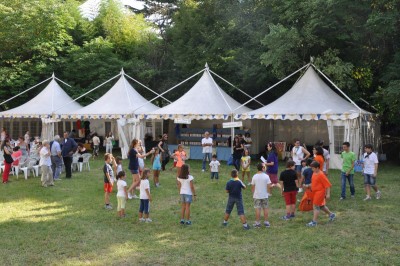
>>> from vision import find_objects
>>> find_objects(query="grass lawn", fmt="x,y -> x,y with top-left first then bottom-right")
1,153 -> 399,265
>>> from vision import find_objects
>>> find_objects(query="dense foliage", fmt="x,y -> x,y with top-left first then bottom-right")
0,0 -> 399,129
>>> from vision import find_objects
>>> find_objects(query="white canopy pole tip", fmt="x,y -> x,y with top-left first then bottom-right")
52,72 -> 55,78
205,62 -> 209,70
120,68 -> 125,75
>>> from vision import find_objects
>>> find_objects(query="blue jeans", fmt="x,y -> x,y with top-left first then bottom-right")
233,157 -> 241,171
51,156 -> 62,179
341,172 -> 355,198
202,153 -> 212,170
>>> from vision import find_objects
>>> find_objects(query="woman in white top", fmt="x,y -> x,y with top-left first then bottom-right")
105,132 -> 114,154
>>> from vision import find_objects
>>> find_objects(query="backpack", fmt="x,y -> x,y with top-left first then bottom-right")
298,190 -> 313,212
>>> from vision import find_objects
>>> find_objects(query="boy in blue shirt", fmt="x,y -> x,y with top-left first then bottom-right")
223,169 -> 250,230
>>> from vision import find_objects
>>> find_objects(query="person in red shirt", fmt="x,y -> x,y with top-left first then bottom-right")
306,161 -> 336,227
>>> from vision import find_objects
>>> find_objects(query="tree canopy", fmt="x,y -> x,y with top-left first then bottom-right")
0,0 -> 399,129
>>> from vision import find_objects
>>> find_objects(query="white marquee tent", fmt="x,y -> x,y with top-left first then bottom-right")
236,65 -> 379,169
0,74 -> 82,141
57,69 -> 161,158
143,66 -> 252,120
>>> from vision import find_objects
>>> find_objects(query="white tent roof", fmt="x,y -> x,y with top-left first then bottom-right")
238,67 -> 370,120
59,74 -> 159,119
79,0 -> 145,21
143,70 -> 252,120
0,78 -> 82,119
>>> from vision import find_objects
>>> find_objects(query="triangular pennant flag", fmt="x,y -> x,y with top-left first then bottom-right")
317,114 -> 321,120
282,114 -> 286,120
299,114 -> 303,119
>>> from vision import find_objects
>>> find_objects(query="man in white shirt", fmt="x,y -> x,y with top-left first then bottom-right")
201,131 -> 213,172
92,133 -> 100,158
362,144 -> 381,200
251,163 -> 272,228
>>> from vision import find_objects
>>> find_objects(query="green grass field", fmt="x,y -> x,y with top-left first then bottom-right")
1,155 -> 399,265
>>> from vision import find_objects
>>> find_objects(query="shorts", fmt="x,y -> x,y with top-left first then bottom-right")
130,169 -> 139,174
117,196 -> 126,211
104,183 -> 113,193
283,191 -> 297,205
153,166 -> 161,171
364,174 -> 376,186
241,167 -> 250,172
268,173 -> 278,184
225,197 -> 244,215
254,198 -> 269,209
211,172 -> 219,179
139,199 -> 150,214
180,194 -> 193,203
295,165 -> 302,173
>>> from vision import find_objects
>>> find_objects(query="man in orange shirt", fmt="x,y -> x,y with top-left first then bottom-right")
306,161 -> 336,227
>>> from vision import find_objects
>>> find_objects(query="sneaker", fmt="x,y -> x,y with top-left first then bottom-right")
298,188 -> 303,193
264,221 -> 271,228
145,218 -> 152,223
247,183 -> 252,186
329,213 -> 336,221
290,213 -> 295,218
268,193 -> 272,197
281,215 -> 291,221
132,194 -> 139,199
185,220 -> 192,225
339,197 -> 345,200
128,193 -> 133,200
243,224 -> 251,230
376,191 -> 381,199
54,178 -> 61,181
105,204 -> 113,210
139,218 -> 145,222
201,169 -> 205,172
253,223 -> 261,228
363,195 -> 371,201
180,220 -> 185,225
306,221 -> 317,227
351,195 -> 355,199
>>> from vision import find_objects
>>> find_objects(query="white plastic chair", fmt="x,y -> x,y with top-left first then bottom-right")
19,159 -> 37,180
72,155 -> 80,172
79,153 -> 92,172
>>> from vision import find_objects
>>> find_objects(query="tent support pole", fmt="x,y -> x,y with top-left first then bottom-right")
53,73 -> 121,113
209,70 -> 265,107
131,69 -> 205,114
232,64 -> 310,112
124,73 -> 171,104
0,77 -> 52,106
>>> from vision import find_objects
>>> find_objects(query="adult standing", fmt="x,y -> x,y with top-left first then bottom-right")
201,131 -> 213,172
50,135 -> 62,181
18,137 -> 29,157
92,133 -> 100,158
105,132 -> 114,154
158,134 -> 170,171
340,142 -> 356,200
265,142 -> 281,195
24,131 -> 30,148
39,140 -> 54,187
232,136 -> 244,171
127,139 -> 154,199
0,127 -> 6,142
2,139 -> 13,184
62,131 -> 77,179
315,140 -> 330,176
292,139 -> 310,191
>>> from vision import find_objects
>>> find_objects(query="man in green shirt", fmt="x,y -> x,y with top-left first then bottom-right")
340,142 -> 356,200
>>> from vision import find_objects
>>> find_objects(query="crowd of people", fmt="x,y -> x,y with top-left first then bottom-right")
1,127 -> 381,228
99,130 -> 381,229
